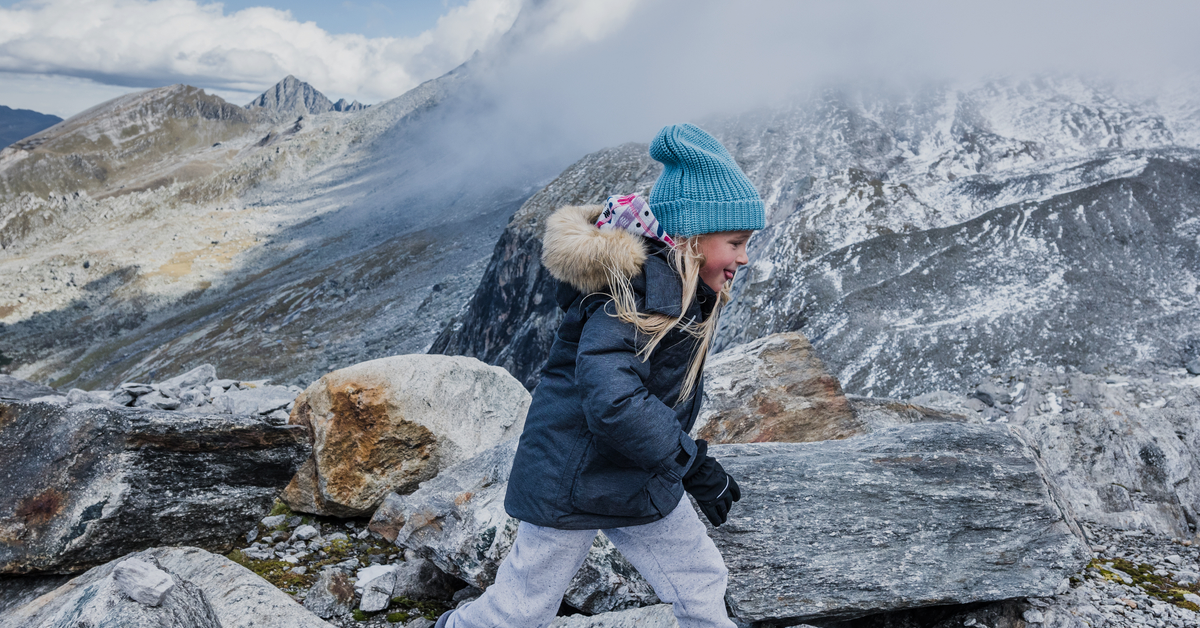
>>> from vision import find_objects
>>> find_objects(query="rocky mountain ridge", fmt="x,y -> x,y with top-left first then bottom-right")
0,62 -> 550,390
434,77 -> 1200,397
246,75 -> 368,123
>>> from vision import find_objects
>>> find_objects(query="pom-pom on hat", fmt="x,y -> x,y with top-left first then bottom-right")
648,123 -> 765,238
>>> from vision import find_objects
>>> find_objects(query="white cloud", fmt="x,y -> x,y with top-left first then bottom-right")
0,0 -> 522,106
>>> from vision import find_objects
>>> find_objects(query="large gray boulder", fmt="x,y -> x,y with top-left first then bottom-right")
0,394 -> 310,574
694,332 -> 861,444
1,547 -> 332,628
150,547 -> 333,628
0,552 -> 221,628
283,355 -> 530,517
375,422 -> 1087,624
710,423 -> 1090,624
368,438 -> 660,614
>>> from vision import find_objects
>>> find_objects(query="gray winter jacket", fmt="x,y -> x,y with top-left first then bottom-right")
504,205 -> 715,529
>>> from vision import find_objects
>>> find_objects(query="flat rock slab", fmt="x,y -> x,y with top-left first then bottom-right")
0,551 -> 221,628
149,547 -> 334,628
708,423 -> 1090,624
0,398 -> 310,574
2,546 -> 331,628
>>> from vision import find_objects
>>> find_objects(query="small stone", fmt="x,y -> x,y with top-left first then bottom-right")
261,514 -> 286,527
392,557 -> 458,601
405,619 -> 434,628
246,528 -> 258,543
66,389 -> 97,404
291,566 -> 307,575
1165,554 -> 1182,566
1023,609 -> 1045,623
328,532 -> 349,542
113,557 -> 175,606
108,389 -> 135,406
963,620 -> 977,627
356,529 -> 370,540
133,390 -> 180,410
291,524 -> 319,541
451,585 -> 483,604
120,382 -> 155,396
179,388 -> 208,409
305,569 -> 357,619
286,515 -> 302,528
358,566 -> 397,613
282,555 -> 299,564
1186,358 -> 1200,375
1183,592 -> 1200,606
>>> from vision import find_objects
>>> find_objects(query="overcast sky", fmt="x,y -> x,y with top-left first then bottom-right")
1,0 -> 1198,119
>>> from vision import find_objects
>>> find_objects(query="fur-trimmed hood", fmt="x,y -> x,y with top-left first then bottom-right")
543,205 -> 702,319
541,205 -> 647,294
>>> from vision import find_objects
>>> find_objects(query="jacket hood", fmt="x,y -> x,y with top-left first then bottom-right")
543,205 -> 706,318
542,205 -> 648,294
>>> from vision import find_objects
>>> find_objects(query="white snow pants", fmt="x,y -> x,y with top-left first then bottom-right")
443,497 -> 735,628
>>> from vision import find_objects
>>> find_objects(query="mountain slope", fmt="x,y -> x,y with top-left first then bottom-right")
0,64 -> 555,389
433,77 -> 1200,394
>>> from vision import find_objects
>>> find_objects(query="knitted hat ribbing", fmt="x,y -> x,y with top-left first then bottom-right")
647,123 -> 765,238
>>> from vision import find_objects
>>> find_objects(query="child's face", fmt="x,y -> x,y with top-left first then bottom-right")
697,230 -> 753,292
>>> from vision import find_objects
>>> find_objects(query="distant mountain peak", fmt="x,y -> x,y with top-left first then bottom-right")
0,105 -> 63,149
246,76 -> 369,119
246,75 -> 334,118
332,98 -> 368,112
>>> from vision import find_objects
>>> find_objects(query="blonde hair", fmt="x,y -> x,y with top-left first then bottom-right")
601,235 -> 731,405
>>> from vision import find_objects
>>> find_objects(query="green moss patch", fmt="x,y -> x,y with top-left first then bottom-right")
1087,557 -> 1200,612
226,548 -> 316,591
388,596 -> 449,621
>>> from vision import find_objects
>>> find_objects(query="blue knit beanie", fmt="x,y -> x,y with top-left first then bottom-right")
647,123 -> 765,238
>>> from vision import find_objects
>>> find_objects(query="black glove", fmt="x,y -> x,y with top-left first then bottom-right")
682,439 -> 741,527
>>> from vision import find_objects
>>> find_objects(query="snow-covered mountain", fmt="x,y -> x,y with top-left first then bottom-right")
435,77 -> 1200,396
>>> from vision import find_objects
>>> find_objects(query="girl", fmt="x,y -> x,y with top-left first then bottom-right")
437,123 -> 764,628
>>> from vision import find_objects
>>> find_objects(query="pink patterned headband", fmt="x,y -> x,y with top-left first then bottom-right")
595,194 -> 677,248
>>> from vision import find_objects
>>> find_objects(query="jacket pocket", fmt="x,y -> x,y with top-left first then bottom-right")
569,439 -> 657,518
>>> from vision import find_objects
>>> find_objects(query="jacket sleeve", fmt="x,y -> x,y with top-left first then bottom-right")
575,300 -> 699,481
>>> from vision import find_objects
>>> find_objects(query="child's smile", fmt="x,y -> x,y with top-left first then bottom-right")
698,230 -> 753,292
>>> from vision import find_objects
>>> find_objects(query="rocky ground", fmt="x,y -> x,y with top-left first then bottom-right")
221,503 -> 1200,627
1062,524 -> 1200,627
224,502 -> 463,627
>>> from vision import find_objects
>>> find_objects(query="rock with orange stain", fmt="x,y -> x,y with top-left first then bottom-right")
282,355 -> 530,517
693,332 -> 862,444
